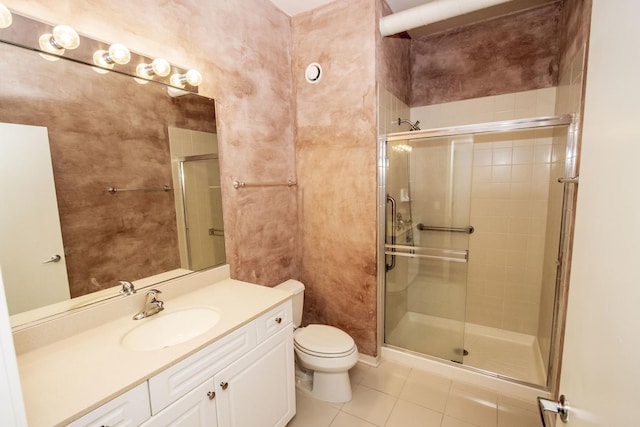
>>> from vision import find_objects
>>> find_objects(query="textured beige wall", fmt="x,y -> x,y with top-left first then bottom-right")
376,0 -> 411,106
0,42 -> 217,297
293,0 -> 379,356
4,0 -> 299,287
410,3 -> 562,107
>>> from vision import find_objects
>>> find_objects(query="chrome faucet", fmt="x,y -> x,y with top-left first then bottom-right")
133,289 -> 164,320
119,280 -> 136,296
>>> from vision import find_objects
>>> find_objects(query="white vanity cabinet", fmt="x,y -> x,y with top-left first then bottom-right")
145,300 -> 295,427
65,300 -> 294,427
214,327 -> 294,427
66,382 -> 150,427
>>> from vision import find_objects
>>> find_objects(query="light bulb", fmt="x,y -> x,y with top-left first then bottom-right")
167,86 -> 190,97
170,69 -> 202,88
93,50 -> 111,68
51,25 -> 80,49
108,44 -> 131,65
93,44 -> 131,70
184,69 -> 202,86
0,2 -> 12,29
38,24 -> 80,58
151,58 -> 170,76
136,58 -> 171,79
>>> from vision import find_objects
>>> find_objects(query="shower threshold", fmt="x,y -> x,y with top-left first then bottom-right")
386,312 -> 546,386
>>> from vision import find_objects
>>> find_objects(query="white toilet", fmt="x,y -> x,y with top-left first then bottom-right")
275,279 -> 359,403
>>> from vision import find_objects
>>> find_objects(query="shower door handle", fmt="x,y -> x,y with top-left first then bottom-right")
386,195 -> 397,272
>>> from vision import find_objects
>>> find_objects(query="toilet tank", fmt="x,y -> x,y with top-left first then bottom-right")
274,279 -> 305,327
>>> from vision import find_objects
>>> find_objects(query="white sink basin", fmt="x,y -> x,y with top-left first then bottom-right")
121,307 -> 220,351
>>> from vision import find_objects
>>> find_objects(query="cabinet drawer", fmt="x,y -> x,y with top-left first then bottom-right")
148,322 -> 257,414
256,300 -> 292,343
67,382 -> 150,427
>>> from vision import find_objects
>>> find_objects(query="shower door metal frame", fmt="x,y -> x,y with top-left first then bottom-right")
178,153 -> 220,270
378,114 -> 578,391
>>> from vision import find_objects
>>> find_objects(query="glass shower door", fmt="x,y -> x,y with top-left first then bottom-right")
179,155 -> 226,270
384,135 -> 473,363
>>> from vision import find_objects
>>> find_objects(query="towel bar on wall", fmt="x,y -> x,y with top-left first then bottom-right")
416,223 -> 475,234
232,179 -> 297,189
384,244 -> 468,263
107,185 -> 172,193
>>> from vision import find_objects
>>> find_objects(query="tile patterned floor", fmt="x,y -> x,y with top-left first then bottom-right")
287,361 -> 540,427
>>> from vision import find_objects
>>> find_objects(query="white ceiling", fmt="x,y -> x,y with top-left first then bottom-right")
268,0 -> 417,16
268,0 -> 335,16
268,0 -> 558,38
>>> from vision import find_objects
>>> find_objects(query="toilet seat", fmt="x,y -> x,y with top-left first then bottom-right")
294,324 -> 356,358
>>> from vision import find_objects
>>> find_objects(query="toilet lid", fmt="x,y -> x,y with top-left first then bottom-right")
294,324 -> 356,356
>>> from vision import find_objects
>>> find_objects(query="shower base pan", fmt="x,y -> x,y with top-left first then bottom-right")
386,312 -> 546,387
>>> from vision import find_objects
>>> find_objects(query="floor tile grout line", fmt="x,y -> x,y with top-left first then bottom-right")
381,394 -> 401,427
326,404 -> 340,427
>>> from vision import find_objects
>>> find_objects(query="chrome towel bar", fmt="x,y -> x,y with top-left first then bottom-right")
417,223 -> 475,234
384,251 -> 468,263
108,185 -> 172,193
232,179 -> 297,189
384,244 -> 468,263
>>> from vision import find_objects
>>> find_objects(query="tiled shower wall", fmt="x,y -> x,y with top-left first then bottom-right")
411,88 -> 557,336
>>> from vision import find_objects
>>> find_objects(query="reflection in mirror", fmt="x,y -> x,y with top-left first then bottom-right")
0,37 -> 224,323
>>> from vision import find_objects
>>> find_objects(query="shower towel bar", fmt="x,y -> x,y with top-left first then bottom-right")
232,179 -> 297,189
417,223 -> 474,234
107,185 -> 172,193
384,244 -> 468,263
384,250 -> 467,263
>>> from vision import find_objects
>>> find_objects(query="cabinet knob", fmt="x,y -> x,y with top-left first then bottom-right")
220,381 -> 229,390
275,317 -> 282,324
207,391 -> 216,400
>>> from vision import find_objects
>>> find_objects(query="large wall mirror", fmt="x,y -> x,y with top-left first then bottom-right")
0,19 -> 225,326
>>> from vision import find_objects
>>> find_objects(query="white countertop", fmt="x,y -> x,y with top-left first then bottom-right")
15,274 -> 290,426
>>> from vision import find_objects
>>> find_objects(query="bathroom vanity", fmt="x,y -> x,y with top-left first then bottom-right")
12,266 -> 295,427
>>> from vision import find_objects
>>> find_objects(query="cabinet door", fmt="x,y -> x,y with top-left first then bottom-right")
141,379 -> 217,427
148,322 -> 256,414
67,382 -> 150,427
215,326 -> 295,427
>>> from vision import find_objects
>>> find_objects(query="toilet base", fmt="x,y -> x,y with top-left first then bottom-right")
311,370 -> 352,403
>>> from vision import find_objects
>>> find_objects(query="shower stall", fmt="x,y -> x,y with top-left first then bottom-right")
178,154 -> 226,271
380,115 -> 577,388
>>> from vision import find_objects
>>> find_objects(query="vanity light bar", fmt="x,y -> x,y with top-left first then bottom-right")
0,8 -> 202,93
